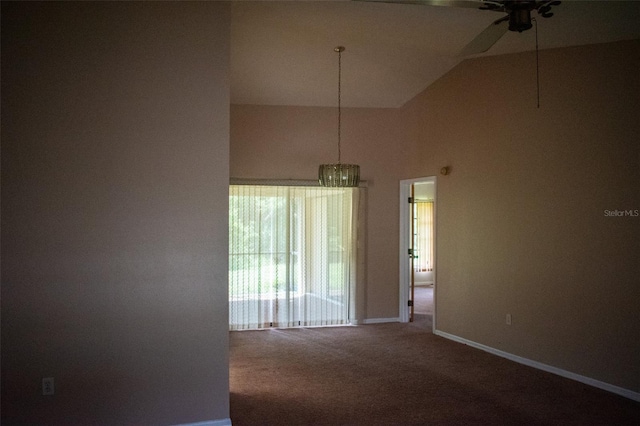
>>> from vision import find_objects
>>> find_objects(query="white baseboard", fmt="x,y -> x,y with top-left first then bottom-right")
175,418 -> 232,426
435,330 -> 640,402
361,317 -> 400,324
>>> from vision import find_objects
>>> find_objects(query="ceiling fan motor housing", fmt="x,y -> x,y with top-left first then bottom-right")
508,4 -> 533,32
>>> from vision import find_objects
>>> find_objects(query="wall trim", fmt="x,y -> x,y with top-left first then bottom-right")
361,317 -> 400,324
435,330 -> 640,402
174,418 -> 232,426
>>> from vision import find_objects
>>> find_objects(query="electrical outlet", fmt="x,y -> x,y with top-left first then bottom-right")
506,314 -> 512,326
42,377 -> 55,396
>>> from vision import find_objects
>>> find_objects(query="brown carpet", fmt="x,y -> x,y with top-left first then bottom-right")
230,318 -> 639,425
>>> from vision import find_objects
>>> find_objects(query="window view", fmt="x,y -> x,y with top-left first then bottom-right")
414,201 -> 434,273
229,185 -> 357,330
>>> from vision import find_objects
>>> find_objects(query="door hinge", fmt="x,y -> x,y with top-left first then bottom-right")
408,197 -> 414,204
408,300 -> 413,307
408,248 -> 413,257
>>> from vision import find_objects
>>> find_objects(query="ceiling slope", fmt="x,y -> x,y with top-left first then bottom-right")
231,1 -> 640,108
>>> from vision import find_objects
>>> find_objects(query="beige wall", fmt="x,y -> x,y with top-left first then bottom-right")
231,105 -> 421,319
1,2 -> 231,424
405,39 -> 639,393
231,40 -> 639,393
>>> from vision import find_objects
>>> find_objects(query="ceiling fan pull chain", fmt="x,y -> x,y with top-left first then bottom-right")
534,17 -> 540,109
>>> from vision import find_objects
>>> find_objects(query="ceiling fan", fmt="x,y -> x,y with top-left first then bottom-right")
360,0 -> 561,56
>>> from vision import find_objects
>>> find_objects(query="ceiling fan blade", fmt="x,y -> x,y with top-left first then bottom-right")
458,16 -> 508,56
354,0 -> 504,11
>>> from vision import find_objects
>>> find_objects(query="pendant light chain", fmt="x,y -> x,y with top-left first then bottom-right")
337,47 -> 342,164
318,45 -> 360,188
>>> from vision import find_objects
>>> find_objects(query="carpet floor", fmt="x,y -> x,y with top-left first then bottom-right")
230,293 -> 639,425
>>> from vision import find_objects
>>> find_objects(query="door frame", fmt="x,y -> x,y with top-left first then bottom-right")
399,176 -> 436,332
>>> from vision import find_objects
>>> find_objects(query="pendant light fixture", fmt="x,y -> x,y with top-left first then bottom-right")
318,46 -> 360,187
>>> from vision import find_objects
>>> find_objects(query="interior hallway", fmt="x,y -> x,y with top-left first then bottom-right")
413,284 -> 433,329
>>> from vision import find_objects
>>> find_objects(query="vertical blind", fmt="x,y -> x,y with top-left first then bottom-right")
414,201 -> 434,272
229,185 -> 358,330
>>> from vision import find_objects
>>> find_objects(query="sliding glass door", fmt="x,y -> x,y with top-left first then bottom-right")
229,185 -> 358,330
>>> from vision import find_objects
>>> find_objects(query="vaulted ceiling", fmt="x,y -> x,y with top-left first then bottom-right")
230,1 -> 640,108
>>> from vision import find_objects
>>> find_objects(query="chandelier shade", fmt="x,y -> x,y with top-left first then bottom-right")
318,46 -> 360,188
318,163 -> 360,187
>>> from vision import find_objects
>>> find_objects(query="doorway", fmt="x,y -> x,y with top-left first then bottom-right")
399,177 -> 436,331
229,184 -> 359,330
